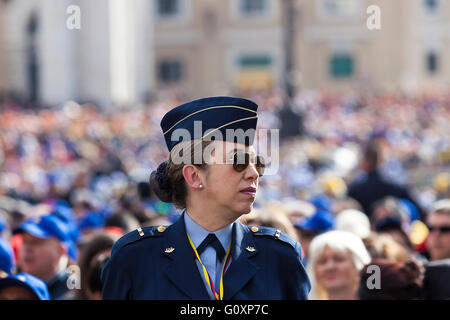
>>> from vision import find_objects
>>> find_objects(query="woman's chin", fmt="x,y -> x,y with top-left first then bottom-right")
239,203 -> 254,215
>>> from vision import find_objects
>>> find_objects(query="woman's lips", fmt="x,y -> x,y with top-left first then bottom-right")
325,274 -> 338,281
240,187 -> 257,196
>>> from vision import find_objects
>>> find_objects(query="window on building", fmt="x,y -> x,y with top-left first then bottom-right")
237,54 -> 273,90
424,0 -> 439,13
157,0 -> 179,17
330,54 -> 354,78
240,0 -> 267,15
426,52 -> 439,74
239,54 -> 271,68
158,60 -> 183,83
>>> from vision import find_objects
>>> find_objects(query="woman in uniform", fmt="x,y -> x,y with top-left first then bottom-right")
101,96 -> 310,300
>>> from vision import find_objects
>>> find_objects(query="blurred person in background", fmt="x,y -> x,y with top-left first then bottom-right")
426,199 -> 450,261
370,197 -> 430,265
358,259 -> 424,300
77,232 -> 119,300
0,272 -> 50,300
307,230 -> 371,300
423,199 -> 450,299
363,233 -> 411,263
347,142 -> 424,220
294,208 -> 335,265
14,213 -> 76,299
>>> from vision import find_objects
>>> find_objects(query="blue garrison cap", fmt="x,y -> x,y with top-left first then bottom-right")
0,272 -> 50,300
161,96 -> 258,151
0,237 -> 15,274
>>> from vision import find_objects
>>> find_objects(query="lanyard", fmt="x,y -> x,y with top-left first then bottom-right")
187,233 -> 232,300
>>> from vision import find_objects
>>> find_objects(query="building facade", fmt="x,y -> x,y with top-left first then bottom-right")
153,0 -> 450,96
1,0 -> 449,107
153,0 -> 285,98
0,0 -> 154,108
296,0 -> 450,91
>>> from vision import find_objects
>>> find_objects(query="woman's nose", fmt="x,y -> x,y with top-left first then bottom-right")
244,163 -> 260,180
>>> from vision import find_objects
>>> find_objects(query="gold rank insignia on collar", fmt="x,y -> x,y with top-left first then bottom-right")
164,247 -> 175,253
275,229 -> 281,238
246,246 -> 256,252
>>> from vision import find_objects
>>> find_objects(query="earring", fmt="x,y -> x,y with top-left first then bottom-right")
199,184 -> 203,189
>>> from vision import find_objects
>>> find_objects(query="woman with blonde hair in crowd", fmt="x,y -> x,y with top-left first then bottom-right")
307,230 -> 371,300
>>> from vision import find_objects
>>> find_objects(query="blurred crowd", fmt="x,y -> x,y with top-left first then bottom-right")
0,88 -> 449,300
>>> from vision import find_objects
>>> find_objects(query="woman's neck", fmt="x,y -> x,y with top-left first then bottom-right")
326,287 -> 358,300
185,206 -> 236,232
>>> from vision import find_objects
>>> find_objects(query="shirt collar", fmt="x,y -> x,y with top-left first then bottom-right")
184,211 -> 233,251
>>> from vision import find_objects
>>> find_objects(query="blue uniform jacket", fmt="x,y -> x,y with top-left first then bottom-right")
101,213 -> 311,300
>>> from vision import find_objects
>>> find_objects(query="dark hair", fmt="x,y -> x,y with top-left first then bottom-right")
137,182 -> 152,200
149,140 -> 212,209
104,212 -> 140,233
86,254 -> 110,297
77,233 -> 119,300
358,259 -> 424,300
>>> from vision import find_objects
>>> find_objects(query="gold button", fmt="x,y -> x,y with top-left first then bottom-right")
137,227 -> 144,236
251,226 -> 259,233
275,229 -> 281,238
157,225 -> 166,233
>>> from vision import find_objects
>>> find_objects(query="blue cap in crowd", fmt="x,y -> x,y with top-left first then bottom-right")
51,200 -> 81,245
294,210 -> 335,233
0,272 -> 50,300
161,96 -> 258,152
0,214 -> 6,234
0,238 -> 15,274
310,194 -> 333,212
52,199 -> 76,223
398,198 -> 420,222
14,213 -> 78,260
78,211 -> 105,231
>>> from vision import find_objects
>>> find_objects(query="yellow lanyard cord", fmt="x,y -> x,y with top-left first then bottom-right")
187,233 -> 231,300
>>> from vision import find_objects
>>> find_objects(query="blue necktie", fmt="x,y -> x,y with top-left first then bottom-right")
196,233 -> 226,261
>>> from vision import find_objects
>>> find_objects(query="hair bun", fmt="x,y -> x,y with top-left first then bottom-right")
149,161 -> 173,203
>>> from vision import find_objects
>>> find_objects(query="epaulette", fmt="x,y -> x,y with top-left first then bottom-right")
111,225 -> 168,254
248,225 -> 297,249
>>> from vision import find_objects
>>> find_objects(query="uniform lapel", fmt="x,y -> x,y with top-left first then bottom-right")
223,222 -> 259,300
162,213 -> 210,299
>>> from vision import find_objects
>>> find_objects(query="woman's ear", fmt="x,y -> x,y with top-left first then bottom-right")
182,165 -> 203,189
